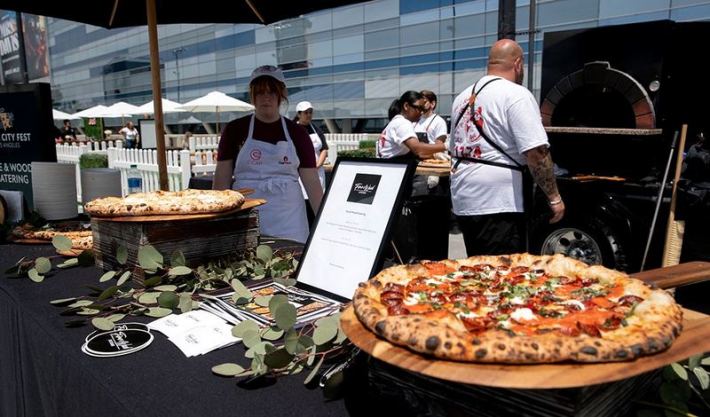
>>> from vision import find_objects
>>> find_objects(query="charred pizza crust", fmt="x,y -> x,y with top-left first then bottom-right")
353,253 -> 683,363
84,189 -> 245,217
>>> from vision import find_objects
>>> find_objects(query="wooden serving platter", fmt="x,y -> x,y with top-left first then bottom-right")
341,262 -> 710,389
415,165 -> 451,177
94,198 -> 266,223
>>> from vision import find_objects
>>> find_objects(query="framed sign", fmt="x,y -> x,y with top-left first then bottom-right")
295,157 -> 416,301
0,83 -> 55,208
138,119 -> 156,149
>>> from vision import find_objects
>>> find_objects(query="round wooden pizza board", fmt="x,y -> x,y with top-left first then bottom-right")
91,198 -> 266,222
340,305 -> 710,389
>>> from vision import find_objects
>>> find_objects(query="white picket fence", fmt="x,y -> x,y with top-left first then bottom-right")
56,142 -> 218,200
55,141 -> 124,201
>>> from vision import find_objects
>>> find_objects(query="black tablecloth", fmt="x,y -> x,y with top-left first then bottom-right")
0,244 -> 367,417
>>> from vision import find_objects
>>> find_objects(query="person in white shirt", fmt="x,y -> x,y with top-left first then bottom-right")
414,90 -> 449,191
449,39 -> 565,256
119,121 -> 139,149
376,91 -> 446,161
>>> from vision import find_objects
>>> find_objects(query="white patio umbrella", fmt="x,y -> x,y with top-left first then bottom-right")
177,91 -> 254,131
132,98 -> 185,115
72,105 -> 110,119
101,102 -> 142,118
52,109 -> 80,120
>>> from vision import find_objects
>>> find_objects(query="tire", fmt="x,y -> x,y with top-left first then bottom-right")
530,216 -> 630,271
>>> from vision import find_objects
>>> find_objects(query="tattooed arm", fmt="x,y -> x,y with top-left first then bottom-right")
524,145 -> 565,223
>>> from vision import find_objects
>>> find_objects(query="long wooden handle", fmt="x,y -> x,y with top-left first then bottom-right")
662,124 -> 688,267
632,261 -> 710,289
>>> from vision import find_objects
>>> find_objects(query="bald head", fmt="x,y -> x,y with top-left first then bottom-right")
487,39 -> 524,84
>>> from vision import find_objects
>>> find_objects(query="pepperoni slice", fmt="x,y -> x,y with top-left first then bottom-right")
461,316 -> 494,333
383,283 -> 405,294
380,290 -> 404,304
429,293 -> 449,304
508,274 -> 526,285
461,264 -> 494,273
510,266 -> 530,274
405,277 -> 430,293
387,305 -> 410,315
557,325 -> 581,337
600,316 -> 623,331
577,322 -> 602,337
422,261 -> 455,276
618,295 -> 644,307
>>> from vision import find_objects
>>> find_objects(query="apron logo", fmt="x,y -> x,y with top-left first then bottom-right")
278,156 -> 291,165
250,149 -> 262,160
347,173 -> 381,205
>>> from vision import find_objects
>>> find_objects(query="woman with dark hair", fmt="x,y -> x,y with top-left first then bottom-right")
377,91 -> 446,160
213,65 -> 323,243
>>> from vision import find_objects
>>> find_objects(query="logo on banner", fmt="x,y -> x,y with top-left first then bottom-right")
347,173 -> 381,205
278,156 -> 292,165
0,108 -> 14,130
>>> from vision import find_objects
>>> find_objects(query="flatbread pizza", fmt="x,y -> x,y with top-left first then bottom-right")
85,189 -> 245,217
353,253 -> 683,363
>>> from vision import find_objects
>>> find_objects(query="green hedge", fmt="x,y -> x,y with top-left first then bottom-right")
359,139 -> 376,149
79,153 -> 109,169
338,148 -> 376,158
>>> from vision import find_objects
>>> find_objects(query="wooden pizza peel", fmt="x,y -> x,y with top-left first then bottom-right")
341,261 -> 710,389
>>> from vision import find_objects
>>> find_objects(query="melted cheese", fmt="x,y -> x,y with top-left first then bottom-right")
511,308 -> 537,322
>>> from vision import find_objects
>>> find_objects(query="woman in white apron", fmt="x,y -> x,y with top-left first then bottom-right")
212,66 -> 323,243
295,101 -> 328,190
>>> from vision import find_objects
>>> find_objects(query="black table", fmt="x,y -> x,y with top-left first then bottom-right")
0,244 -> 372,417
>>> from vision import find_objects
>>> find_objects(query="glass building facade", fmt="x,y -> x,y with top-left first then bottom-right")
44,0 -> 710,131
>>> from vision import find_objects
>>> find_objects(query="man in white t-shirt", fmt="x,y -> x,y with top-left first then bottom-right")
449,39 -> 565,256
414,90 -> 449,192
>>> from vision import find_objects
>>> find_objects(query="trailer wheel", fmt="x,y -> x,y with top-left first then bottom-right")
531,217 -> 629,271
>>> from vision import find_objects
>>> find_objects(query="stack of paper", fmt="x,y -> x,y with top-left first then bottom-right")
147,310 -> 240,357
200,282 -> 341,328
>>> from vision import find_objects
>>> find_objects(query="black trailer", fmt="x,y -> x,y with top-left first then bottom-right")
531,20 -> 710,273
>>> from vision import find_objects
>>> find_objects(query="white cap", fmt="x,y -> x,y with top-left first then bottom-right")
296,101 -> 313,112
249,65 -> 285,84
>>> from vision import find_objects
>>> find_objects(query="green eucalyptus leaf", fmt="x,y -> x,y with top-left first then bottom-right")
57,258 -> 79,268
323,370 -> 345,400
97,285 -> 119,301
231,296 -> 250,305
99,270 -> 116,283
288,363 -> 304,375
304,355 -> 325,385
660,380 -> 692,405
116,271 -> 131,286
28,268 -> 44,283
50,297 -> 77,306
242,330 -> 262,349
693,367 -> 710,390
168,266 -> 193,276
116,245 -> 128,265
702,356 -> 710,366
261,326 -> 284,341
170,250 -> 186,267
138,245 -> 163,270
154,285 -> 178,292
334,328 -> 348,345
251,355 -> 266,375
77,308 -> 101,316
244,346 -> 256,359
306,345 -> 317,366
284,330 -> 300,354
143,276 -> 162,287
68,299 -> 94,308
315,315 -> 339,329
298,335 -> 315,351
688,354 -> 702,370
670,363 -> 688,381
157,291 -> 179,309
91,317 -> 115,331
138,292 -> 161,305
35,257 -> 52,274
211,363 -> 245,377
256,245 -> 273,262
253,265 -> 265,277
106,313 -> 125,322
77,250 -> 95,266
274,302 -> 297,330
313,324 -> 338,345
264,348 -> 294,369
273,277 -> 297,287
145,307 -> 172,318
232,320 -> 259,338
254,295 -> 271,307
178,293 -> 193,313
250,341 -> 274,355
230,279 -> 252,299
52,235 -> 72,251
268,294 -> 289,313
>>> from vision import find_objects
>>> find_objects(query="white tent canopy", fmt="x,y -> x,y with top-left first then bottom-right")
101,102 -> 142,118
52,109 -> 79,120
177,91 -> 254,113
132,98 -> 185,115
72,105 -> 110,118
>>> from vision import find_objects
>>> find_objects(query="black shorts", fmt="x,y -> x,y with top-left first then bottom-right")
456,212 -> 525,257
